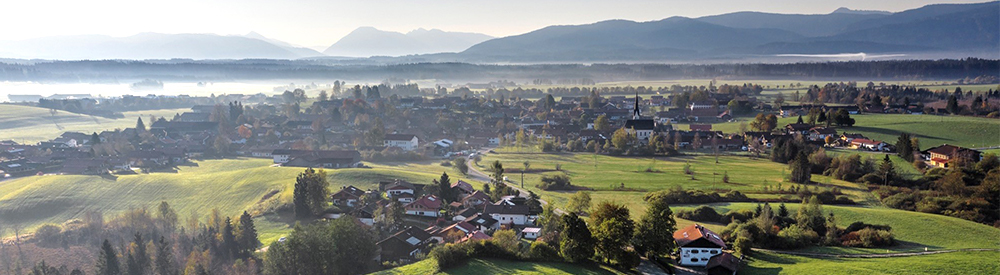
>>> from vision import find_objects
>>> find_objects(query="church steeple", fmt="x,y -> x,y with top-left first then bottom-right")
632,91 -> 641,119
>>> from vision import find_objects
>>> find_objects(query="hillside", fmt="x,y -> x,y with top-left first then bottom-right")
0,105 -> 189,143
0,33 -> 319,60
374,258 -> 626,275
323,27 -> 493,57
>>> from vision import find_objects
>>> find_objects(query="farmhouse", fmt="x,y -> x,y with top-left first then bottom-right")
808,127 -> 838,141
706,251 -> 743,275
924,144 -> 983,168
274,150 -> 361,168
384,134 -> 419,151
849,138 -> 887,151
674,224 -> 726,267
483,204 -> 532,226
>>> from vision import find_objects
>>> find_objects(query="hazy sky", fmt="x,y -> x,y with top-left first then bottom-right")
1,0 -> 987,48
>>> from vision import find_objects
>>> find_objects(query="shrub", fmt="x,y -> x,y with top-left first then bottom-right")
723,190 -> 750,202
776,225 -> 818,249
527,241 -> 560,260
734,237 -> 753,256
676,206 -> 723,223
722,209 -> 754,224
538,174 -> 573,190
847,228 -> 894,247
34,224 -> 63,247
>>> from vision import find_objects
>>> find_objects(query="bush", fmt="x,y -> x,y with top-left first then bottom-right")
722,209 -> 754,223
537,174 -> 573,190
776,225 -> 819,249
676,206 -> 723,223
34,224 -> 63,247
723,191 -> 750,202
734,237 -> 753,256
527,241 -> 560,260
844,227 -> 894,247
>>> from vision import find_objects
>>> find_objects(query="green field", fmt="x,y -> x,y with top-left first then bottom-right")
0,158 -> 476,245
676,114 -> 1000,149
374,258 -> 625,275
743,250 -> 1000,275
479,153 -> 877,217
0,104 -> 191,143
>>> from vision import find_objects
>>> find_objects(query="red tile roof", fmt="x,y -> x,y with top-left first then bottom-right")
674,224 -> 726,248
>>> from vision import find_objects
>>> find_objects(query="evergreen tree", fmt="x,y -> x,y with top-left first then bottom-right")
293,170 -> 312,218
878,154 -> 896,185
236,211 -> 259,259
91,132 -> 101,145
96,239 -> 121,275
155,237 -> 175,275
778,203 -> 789,218
222,218 -> 237,260
896,133 -> 914,162
633,194 -> 677,259
796,115 -> 804,124
136,118 -> 146,132
789,151 -> 812,184
946,95 -> 960,114
130,232 -> 150,274
438,172 -> 453,202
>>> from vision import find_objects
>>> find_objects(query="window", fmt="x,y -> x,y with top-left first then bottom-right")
691,258 -> 699,262
701,249 -> 709,253
701,258 -> 708,262
711,250 -> 719,254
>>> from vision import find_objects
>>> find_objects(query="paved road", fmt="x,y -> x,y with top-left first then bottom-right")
465,149 -> 565,215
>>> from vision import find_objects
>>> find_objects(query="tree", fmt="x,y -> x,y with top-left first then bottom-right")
136,118 -> 146,132
567,192 -> 592,214
896,133 -> 914,162
453,158 -> 469,175
878,154 -> 896,185
96,239 -> 121,275
590,202 -> 638,268
834,109 -> 855,127
946,95 -> 960,114
633,194 -> 677,259
490,161 -> 504,184
593,115 -> 611,132
222,218 -> 237,259
157,201 -> 178,230
155,237 -> 175,275
544,94 -> 556,110
236,211 -> 259,259
789,151 -> 812,184
128,233 -> 150,274
778,203 -> 789,218
365,118 -> 386,147
559,213 -> 594,263
293,168 -> 329,218
318,90 -> 329,102
611,128 -> 633,150
263,218 -> 377,275
438,172 -> 454,202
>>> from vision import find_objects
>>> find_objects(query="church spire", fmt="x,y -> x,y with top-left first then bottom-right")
632,91 -> 641,119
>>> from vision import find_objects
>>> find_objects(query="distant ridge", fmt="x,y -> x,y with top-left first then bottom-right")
322,27 -> 493,57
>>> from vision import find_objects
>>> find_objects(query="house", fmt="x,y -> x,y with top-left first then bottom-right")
458,231 -> 492,243
462,213 -> 499,231
925,144 -> 983,168
483,204 -> 532,226
808,127 -> 838,142
451,180 -> 475,197
849,138 -> 887,151
840,133 -> 867,143
785,123 -> 812,135
276,150 -> 362,168
706,252 -> 743,275
376,227 -> 434,263
460,191 -> 491,209
452,208 -> 479,222
690,124 -> 713,132
384,134 -> 419,151
331,185 -> 365,207
674,224 -> 726,267
127,150 -> 169,167
427,221 -> 478,243
521,227 -> 541,240
383,180 -> 416,201
405,195 -> 442,217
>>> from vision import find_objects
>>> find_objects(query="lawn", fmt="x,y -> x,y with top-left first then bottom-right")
676,114 -> 1000,149
743,250 -> 1000,275
373,258 -> 626,275
0,104 -> 190,143
0,158 -> 475,245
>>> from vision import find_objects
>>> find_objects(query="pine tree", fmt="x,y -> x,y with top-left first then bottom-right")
222,217 -> 237,260
789,151 -> 812,184
236,211 -> 259,259
155,237 -> 176,275
878,154 -> 896,185
136,117 -> 146,132
96,239 -> 121,275
896,133 -> 914,162
438,172 -> 453,202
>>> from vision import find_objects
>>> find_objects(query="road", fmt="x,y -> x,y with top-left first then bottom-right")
465,149 -> 565,215
752,247 -> 1000,258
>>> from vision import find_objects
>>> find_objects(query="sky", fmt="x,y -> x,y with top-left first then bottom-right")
0,0 -> 987,48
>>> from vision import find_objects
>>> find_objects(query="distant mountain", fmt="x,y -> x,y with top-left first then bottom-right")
454,1 -> 999,62
831,7 -> 891,16
0,33 -> 320,60
459,17 -> 803,62
696,11 -> 887,37
243,32 -> 324,57
322,27 -> 493,57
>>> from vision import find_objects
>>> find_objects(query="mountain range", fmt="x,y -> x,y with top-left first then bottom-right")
0,1 -> 994,62
322,27 -> 494,57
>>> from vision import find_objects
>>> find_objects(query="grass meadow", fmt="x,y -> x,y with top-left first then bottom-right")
375,258 -> 627,275
0,104 -> 190,143
0,158 -> 474,245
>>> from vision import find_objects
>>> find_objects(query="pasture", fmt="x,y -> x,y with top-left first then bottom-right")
743,250 -> 1000,275
0,104 -> 190,143
0,158 -> 474,245
374,258 -> 626,275
675,114 -> 1000,149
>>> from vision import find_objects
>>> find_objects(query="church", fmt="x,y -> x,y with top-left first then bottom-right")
623,93 -> 656,142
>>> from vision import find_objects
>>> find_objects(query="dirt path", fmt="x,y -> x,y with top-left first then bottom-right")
752,248 -> 1000,258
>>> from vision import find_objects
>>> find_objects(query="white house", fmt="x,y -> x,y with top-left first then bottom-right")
404,195 -> 442,217
385,182 -> 416,201
674,224 -> 726,267
483,204 -> 531,226
384,134 -> 419,151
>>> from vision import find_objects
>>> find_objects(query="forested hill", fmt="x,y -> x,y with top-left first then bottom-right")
0,58 -> 996,83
